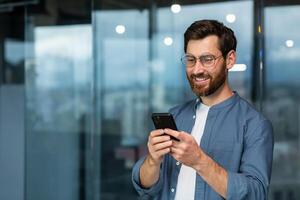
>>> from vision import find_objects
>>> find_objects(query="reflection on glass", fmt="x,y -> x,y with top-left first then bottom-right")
94,9 -> 149,199
30,25 -> 92,132
25,25 -> 93,200
4,39 -> 25,83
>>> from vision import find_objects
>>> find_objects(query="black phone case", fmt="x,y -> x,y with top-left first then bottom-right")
151,113 -> 179,141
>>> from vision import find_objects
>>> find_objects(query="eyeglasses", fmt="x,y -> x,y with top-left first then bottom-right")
181,54 -> 223,68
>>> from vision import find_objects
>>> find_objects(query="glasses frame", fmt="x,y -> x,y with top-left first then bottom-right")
181,53 -> 223,68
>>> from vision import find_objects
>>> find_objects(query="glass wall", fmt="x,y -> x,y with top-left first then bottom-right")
0,0 -> 299,200
93,9 -> 150,199
265,5 -> 300,200
23,2 -> 100,200
0,7 -> 26,200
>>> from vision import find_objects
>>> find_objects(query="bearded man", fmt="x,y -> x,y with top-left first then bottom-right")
132,19 -> 274,200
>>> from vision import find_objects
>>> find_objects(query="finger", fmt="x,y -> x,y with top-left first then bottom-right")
164,129 -> 186,141
156,147 -> 171,157
170,146 -> 182,155
169,148 -> 182,161
151,135 -> 171,145
149,129 -> 165,138
152,140 -> 172,152
171,140 -> 181,148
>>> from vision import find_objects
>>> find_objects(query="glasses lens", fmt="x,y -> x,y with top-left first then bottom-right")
182,55 -> 195,67
200,55 -> 215,67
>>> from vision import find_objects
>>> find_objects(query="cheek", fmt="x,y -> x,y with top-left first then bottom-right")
210,71 -> 218,79
211,65 -> 226,78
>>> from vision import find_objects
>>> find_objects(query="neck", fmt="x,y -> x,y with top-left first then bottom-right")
200,82 -> 233,107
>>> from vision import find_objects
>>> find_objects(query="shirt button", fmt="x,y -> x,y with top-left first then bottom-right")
171,188 -> 175,193
176,161 -> 180,166
193,115 -> 196,119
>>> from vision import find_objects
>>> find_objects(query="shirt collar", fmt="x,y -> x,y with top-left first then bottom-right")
193,91 -> 239,111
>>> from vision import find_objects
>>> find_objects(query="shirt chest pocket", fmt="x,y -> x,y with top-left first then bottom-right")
208,140 -> 243,171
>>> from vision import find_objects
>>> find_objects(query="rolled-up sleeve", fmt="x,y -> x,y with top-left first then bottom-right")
227,119 -> 274,200
132,156 -> 164,199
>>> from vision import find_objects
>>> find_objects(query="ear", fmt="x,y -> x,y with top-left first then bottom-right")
225,50 -> 236,70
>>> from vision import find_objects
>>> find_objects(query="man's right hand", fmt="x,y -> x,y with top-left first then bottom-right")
140,129 -> 172,188
147,129 -> 173,166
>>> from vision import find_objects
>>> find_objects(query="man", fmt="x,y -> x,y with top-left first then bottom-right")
132,19 -> 273,200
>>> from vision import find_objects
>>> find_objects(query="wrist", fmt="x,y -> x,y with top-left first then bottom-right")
193,150 -> 210,174
147,155 -> 161,167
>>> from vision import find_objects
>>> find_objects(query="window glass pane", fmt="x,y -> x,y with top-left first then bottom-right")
94,9 -> 149,199
265,6 -> 300,200
24,11 -> 95,200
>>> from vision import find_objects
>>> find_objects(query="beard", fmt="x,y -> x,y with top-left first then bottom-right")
187,63 -> 227,97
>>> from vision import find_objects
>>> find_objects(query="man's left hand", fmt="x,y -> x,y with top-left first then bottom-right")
163,128 -> 204,169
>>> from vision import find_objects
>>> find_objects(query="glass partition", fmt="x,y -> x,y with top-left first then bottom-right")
24,3 -> 98,200
265,5 -> 300,200
93,8 -> 150,199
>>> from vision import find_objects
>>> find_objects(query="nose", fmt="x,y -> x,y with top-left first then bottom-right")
191,59 -> 206,74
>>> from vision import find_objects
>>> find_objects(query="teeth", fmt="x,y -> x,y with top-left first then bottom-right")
195,77 -> 207,81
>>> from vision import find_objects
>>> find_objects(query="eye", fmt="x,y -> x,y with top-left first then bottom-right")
181,55 -> 197,66
201,55 -> 214,63
185,56 -> 195,61
185,56 -> 196,62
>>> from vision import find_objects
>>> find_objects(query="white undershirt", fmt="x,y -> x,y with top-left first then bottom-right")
174,103 -> 210,200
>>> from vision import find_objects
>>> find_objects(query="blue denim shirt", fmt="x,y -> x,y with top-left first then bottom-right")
132,93 -> 274,200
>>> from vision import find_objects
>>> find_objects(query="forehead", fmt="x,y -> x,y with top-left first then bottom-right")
186,35 -> 221,55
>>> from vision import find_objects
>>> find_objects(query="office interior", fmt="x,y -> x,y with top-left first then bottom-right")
0,0 -> 299,199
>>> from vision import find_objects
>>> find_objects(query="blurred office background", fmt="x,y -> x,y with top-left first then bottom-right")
0,0 -> 299,199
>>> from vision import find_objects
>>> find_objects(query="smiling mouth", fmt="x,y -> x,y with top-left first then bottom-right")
194,77 -> 210,85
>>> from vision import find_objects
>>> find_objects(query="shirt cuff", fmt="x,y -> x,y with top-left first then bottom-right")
132,156 -> 163,197
227,171 -> 248,200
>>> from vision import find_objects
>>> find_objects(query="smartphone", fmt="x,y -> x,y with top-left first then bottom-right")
151,113 -> 180,141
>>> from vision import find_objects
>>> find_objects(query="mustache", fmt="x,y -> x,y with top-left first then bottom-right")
190,73 -> 211,79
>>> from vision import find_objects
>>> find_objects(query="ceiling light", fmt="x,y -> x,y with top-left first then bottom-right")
286,40 -> 294,48
115,25 -> 125,34
164,37 -> 173,46
171,4 -> 181,14
226,14 -> 236,23
229,64 -> 247,72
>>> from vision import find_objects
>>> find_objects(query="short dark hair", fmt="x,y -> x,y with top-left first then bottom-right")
184,19 -> 237,58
